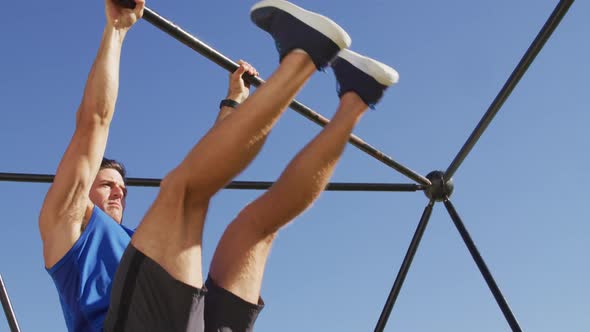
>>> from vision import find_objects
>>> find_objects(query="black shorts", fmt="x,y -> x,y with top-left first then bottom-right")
104,245 -> 264,332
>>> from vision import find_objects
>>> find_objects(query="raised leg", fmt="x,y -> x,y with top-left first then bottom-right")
210,49 -> 400,303
209,92 -> 369,303
130,1 -> 351,289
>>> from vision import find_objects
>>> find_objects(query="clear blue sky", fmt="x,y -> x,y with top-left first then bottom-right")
1,0 -> 588,331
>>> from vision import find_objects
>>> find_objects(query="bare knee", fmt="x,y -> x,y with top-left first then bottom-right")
160,169 -> 210,208
231,204 -> 281,241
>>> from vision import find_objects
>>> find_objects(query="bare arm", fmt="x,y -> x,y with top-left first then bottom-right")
215,60 -> 258,123
39,0 -> 144,269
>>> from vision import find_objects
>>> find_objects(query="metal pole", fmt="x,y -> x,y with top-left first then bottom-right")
0,172 -> 424,192
445,0 -> 574,179
374,200 -> 435,332
0,275 -> 21,332
443,199 -> 522,332
136,6 -> 430,186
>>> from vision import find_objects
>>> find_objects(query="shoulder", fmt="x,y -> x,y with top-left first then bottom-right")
42,204 -> 95,269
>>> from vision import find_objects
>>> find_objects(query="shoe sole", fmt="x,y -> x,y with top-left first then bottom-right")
338,49 -> 399,86
251,0 -> 351,50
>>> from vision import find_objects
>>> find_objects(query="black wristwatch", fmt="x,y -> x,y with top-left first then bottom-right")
219,99 -> 239,109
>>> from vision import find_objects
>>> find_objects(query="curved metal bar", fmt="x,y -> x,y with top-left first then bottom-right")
374,200 -> 435,332
445,0 -> 575,179
0,275 -> 21,332
444,199 -> 522,332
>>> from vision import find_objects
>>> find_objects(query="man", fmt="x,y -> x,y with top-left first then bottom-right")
39,0 -> 399,331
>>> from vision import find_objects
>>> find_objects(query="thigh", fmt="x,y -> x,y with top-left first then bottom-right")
132,174 -> 209,288
208,201 -> 277,305
104,244 -> 206,332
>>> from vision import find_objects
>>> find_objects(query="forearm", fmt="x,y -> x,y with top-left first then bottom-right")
78,25 -> 127,126
215,61 -> 258,124
214,91 -> 249,124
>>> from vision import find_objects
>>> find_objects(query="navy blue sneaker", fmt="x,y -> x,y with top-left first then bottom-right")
331,49 -> 399,108
251,0 -> 351,70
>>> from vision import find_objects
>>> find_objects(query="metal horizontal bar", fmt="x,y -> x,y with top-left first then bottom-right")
0,172 -> 423,192
140,7 -> 431,186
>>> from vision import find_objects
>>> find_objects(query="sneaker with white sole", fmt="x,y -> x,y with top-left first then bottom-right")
330,49 -> 399,108
251,0 -> 352,70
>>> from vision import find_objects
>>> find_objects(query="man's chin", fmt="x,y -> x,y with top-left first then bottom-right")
104,207 -> 123,223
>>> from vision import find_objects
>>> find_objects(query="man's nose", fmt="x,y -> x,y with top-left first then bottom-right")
111,187 -> 124,199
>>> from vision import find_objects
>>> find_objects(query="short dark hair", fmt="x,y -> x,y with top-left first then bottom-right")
100,157 -> 126,181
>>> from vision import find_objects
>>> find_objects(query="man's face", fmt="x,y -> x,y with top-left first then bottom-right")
89,168 -> 127,223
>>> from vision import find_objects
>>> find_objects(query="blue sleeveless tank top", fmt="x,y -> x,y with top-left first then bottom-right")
47,206 -> 134,332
